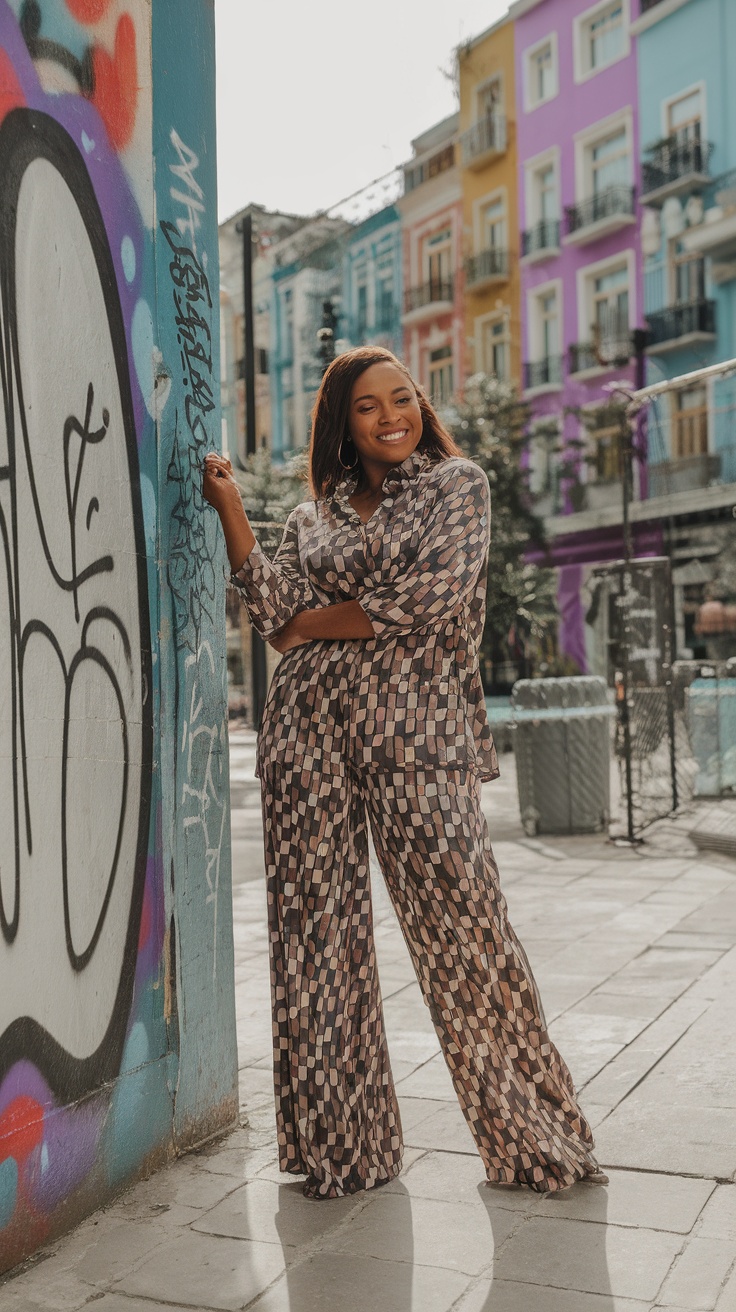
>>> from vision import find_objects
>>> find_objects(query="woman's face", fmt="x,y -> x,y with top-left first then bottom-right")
347,361 -> 423,475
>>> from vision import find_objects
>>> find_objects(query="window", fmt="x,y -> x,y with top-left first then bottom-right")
281,289 -> 294,361
477,76 -> 502,120
536,164 -> 558,222
539,290 -> 560,359
525,37 -> 558,110
356,282 -> 368,338
479,315 -> 509,381
428,346 -> 453,405
674,387 -> 708,458
670,240 -> 705,305
590,127 -> 629,195
575,0 -> 629,82
528,425 -> 557,497
586,411 -> 621,483
376,271 -> 394,332
667,87 -> 702,145
424,226 -> 452,291
481,196 -> 506,252
256,347 -> 269,375
591,263 -> 629,341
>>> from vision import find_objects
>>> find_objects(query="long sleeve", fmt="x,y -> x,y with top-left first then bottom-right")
230,508 -> 326,640
359,461 -> 491,639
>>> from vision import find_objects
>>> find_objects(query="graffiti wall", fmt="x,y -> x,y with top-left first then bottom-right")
0,0 -> 237,1273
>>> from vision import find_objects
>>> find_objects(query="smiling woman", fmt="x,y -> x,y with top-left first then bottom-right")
202,345 -> 608,1201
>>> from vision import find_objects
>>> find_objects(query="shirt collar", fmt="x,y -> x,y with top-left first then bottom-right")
333,447 -> 431,509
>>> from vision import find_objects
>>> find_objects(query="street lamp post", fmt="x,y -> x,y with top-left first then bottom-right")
235,210 -> 267,729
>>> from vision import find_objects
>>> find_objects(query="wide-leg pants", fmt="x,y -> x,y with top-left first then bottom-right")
261,758 -> 599,1199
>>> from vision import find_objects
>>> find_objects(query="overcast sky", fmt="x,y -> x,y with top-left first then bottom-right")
214,0 -> 510,222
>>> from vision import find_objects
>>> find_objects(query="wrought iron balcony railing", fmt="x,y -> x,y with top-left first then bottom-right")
521,219 -> 560,258
569,335 -> 633,374
565,185 -> 636,237
642,134 -> 713,198
645,299 -> 716,348
461,114 -> 507,166
403,279 -> 454,315
523,355 -> 563,390
465,248 -> 509,287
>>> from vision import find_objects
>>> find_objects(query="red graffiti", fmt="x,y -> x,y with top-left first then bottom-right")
0,48 -> 26,126
0,1097 -> 44,1165
66,0 -> 113,22
91,13 -> 138,151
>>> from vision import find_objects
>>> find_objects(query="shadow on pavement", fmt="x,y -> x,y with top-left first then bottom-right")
273,1180 -> 415,1312
477,1182 -> 614,1310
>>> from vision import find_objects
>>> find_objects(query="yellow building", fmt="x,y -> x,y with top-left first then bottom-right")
458,16 -> 521,389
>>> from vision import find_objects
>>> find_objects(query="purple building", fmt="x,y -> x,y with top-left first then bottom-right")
511,0 -> 660,675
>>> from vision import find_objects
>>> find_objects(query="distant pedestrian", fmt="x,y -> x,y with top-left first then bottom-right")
203,346 -> 608,1200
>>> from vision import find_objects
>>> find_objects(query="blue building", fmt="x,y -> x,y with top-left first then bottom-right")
635,0 -> 736,657
342,205 -> 403,357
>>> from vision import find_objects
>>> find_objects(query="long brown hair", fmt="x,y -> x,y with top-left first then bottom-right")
308,346 -> 462,499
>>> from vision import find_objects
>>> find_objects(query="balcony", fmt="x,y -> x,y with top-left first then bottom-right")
465,248 -> 509,291
569,334 -> 632,377
521,220 -> 560,264
648,453 -> 721,498
645,299 -> 716,353
564,185 -> 636,245
402,278 -> 454,324
404,144 -> 455,193
641,133 -> 713,206
523,355 -> 563,395
461,114 -> 507,170
682,170 -> 736,279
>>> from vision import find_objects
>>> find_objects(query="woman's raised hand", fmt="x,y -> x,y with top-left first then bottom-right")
202,452 -> 256,572
202,452 -> 242,517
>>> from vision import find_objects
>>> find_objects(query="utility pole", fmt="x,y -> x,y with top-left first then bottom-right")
236,210 -> 267,729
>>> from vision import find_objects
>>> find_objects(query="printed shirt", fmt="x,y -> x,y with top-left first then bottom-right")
231,451 -> 499,781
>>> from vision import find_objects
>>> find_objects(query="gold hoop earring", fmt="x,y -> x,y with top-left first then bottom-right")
339,437 -> 359,472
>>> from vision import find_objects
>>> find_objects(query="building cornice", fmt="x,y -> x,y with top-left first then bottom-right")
545,479 -> 736,538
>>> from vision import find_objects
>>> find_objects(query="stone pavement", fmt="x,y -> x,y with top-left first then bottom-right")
3,730 -> 736,1312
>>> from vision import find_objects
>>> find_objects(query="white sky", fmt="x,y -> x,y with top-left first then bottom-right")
215,0 -> 510,222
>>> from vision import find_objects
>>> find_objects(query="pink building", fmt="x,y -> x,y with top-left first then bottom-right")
399,114 -> 466,406
511,0 -> 660,672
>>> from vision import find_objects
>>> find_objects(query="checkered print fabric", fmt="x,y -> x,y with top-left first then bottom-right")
233,452 -> 600,1197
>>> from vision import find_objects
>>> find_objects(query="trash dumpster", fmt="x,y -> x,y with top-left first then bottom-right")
687,677 -> 736,797
511,676 -> 615,837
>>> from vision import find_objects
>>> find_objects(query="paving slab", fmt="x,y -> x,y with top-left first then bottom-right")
247,1252 -> 471,1312
192,1177 -> 363,1247
456,1278 -> 654,1311
326,1189 -> 519,1275
494,1215 -> 682,1301
540,1169 -> 714,1234
657,1235 -> 736,1310
115,1231 -> 287,1310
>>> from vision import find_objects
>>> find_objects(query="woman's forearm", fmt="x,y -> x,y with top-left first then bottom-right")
293,601 -> 375,641
220,502 -> 257,573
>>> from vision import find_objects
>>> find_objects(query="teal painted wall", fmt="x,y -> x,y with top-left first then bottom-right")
639,0 -> 736,482
0,0 -> 236,1275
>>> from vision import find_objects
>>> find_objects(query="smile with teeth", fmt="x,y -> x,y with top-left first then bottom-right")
376,429 -> 409,443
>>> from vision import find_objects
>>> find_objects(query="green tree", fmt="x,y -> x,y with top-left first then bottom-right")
235,449 -> 307,552
445,374 -> 559,684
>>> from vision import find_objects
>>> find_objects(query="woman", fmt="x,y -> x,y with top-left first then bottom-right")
203,346 -> 607,1200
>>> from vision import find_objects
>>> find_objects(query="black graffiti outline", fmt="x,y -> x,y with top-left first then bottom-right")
160,220 -> 217,656
0,108 -> 153,1104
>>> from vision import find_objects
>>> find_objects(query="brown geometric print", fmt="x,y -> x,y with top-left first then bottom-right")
232,451 -> 601,1198
232,452 -> 498,781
